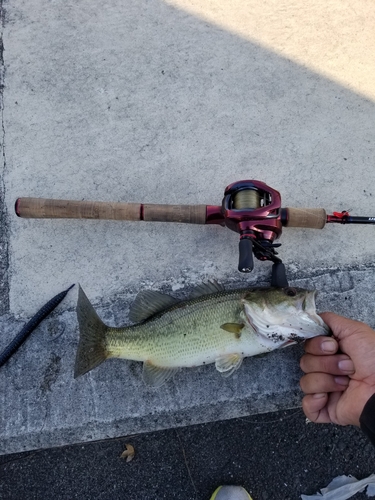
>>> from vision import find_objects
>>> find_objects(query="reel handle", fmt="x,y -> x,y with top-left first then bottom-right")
15,198 -> 207,224
238,238 -> 254,273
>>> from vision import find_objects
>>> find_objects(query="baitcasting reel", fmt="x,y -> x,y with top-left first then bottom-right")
221,180 -> 284,274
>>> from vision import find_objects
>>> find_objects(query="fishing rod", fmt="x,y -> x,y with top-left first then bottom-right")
15,180 -> 375,286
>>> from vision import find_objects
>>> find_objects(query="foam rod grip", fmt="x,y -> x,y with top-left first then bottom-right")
285,207 -> 327,229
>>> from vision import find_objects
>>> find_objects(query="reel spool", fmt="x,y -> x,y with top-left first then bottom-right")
232,189 -> 262,210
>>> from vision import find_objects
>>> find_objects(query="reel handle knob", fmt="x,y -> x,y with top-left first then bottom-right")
238,238 -> 254,273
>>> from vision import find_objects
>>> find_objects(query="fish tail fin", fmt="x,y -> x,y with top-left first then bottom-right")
74,285 -> 109,378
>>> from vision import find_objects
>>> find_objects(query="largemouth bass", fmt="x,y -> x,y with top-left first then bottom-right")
74,282 -> 328,387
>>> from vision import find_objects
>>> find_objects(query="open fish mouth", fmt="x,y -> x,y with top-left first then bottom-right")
242,289 -> 329,348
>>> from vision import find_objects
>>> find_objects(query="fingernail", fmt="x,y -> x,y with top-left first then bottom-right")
334,376 -> 349,386
313,393 -> 327,399
338,359 -> 355,373
322,340 -> 336,353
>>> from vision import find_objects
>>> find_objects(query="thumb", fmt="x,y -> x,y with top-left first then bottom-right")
302,393 -> 331,423
320,312 -> 366,341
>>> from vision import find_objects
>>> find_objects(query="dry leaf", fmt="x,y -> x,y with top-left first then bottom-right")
120,444 -> 135,462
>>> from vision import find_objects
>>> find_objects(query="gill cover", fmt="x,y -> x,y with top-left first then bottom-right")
242,287 -> 329,349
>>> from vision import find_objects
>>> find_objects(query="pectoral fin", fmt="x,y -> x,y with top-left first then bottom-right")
142,361 -> 178,387
220,323 -> 244,338
215,354 -> 243,377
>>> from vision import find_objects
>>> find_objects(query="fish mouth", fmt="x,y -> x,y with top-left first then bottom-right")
298,291 -> 330,337
243,290 -> 329,346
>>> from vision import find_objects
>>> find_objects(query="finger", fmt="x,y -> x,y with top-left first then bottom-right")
326,391 -> 342,425
302,393 -> 332,423
304,336 -> 339,355
320,312 -> 365,340
300,353 -> 355,375
300,372 -> 349,394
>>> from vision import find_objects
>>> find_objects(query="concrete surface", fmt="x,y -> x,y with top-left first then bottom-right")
1,0 -> 375,455
0,267 -> 375,453
1,409 -> 374,500
1,267 -> 375,455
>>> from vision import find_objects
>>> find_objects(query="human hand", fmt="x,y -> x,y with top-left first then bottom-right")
300,312 -> 375,426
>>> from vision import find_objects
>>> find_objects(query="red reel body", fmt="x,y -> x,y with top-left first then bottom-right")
222,180 -> 283,243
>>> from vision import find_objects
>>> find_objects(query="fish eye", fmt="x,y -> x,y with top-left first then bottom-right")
284,287 -> 297,297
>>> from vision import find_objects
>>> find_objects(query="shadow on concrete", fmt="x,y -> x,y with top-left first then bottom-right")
4,0 -> 375,318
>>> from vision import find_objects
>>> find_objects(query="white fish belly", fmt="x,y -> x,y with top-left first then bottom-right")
142,327 -> 268,368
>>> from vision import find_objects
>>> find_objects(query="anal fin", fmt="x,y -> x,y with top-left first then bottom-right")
142,361 -> 178,387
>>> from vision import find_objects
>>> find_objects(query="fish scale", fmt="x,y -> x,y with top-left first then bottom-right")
106,291 -> 247,366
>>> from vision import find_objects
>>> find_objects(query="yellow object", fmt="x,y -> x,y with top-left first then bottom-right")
210,485 -> 253,500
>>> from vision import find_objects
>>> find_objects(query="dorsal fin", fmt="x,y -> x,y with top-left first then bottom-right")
189,280 -> 225,299
129,290 -> 179,323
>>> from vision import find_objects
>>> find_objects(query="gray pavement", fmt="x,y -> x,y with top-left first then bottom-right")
1,267 -> 375,455
1,0 -> 375,474
1,409 -> 374,500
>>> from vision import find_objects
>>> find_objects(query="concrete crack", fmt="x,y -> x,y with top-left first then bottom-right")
0,0 -> 9,315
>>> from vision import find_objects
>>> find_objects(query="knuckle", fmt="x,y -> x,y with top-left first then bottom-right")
301,396 -> 310,414
303,338 -> 316,353
299,355 -> 308,372
299,374 -> 310,393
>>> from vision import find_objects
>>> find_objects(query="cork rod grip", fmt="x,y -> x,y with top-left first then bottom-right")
15,198 -> 207,224
284,207 -> 327,229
